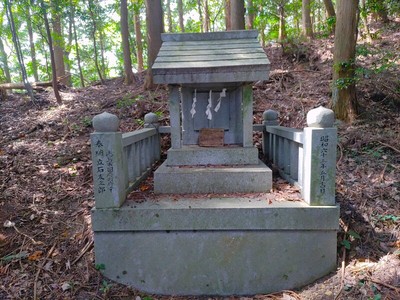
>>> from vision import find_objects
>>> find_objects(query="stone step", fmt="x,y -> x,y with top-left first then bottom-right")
154,160 -> 272,194
166,146 -> 259,166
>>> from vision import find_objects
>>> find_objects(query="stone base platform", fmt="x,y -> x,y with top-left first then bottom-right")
92,197 -> 339,296
154,159 -> 272,194
166,146 -> 259,166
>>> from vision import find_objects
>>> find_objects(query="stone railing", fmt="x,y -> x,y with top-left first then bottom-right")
90,112 -> 160,208
262,106 -> 337,206
90,106 -> 337,208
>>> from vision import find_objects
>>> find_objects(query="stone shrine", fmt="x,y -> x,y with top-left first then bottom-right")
89,30 -> 339,296
152,30 -> 272,194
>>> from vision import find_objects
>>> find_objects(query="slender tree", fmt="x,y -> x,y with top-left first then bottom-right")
302,0 -> 314,38
231,0 -> 245,30
323,0 -> 335,18
71,0 -> 84,87
133,5 -> 144,72
246,0 -> 254,29
197,0 -> 203,32
331,0 -> 359,122
203,0 -> 210,32
360,0 -> 373,42
144,0 -> 163,89
177,0 -> 184,32
166,0 -> 173,32
88,0 -> 105,84
225,0 -> 231,30
374,0 -> 390,23
41,0 -> 62,104
51,1 -> 68,85
278,1 -> 287,41
26,6 -> 39,82
5,0 -> 34,102
0,38 -> 11,82
121,0 -> 135,84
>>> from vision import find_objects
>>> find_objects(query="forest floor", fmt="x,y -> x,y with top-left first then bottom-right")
1,22 -> 400,300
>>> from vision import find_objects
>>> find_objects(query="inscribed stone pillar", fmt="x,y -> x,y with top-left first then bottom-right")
302,107 -> 337,206
91,112 -> 127,208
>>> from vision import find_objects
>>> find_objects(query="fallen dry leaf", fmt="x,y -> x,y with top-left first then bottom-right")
28,251 -> 43,261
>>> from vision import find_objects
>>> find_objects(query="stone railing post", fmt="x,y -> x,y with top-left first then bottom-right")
262,109 -> 279,160
144,112 -> 160,129
302,106 -> 337,206
91,112 -> 127,208
144,112 -> 161,161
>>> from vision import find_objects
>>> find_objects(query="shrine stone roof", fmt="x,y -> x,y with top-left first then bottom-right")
152,30 -> 270,85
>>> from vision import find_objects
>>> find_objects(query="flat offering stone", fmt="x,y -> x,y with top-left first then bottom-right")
152,30 -> 270,84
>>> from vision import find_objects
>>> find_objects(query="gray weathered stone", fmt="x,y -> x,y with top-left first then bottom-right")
154,160 -> 272,194
306,106 -> 335,128
302,127 -> 337,206
91,196 -> 339,295
167,146 -> 259,166
263,109 -> 279,122
144,113 -> 159,128
90,132 -> 127,208
93,112 -> 120,132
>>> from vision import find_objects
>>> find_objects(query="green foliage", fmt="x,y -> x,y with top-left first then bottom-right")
154,111 -> 163,119
136,119 -> 145,126
117,94 -> 143,109
81,116 -> 92,127
377,214 -> 399,222
95,263 -> 106,270
334,77 -> 357,90
356,45 -> 374,57
99,279 -> 112,294
341,230 -> 361,250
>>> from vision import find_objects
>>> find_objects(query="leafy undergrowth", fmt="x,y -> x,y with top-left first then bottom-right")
1,24 -> 399,300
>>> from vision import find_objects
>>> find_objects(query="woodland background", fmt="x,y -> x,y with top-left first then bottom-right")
0,0 -> 400,299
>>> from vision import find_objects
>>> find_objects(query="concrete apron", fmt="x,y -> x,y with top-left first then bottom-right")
92,197 -> 339,296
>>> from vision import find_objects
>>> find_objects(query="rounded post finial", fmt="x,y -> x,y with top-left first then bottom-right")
92,112 -> 120,132
144,112 -> 160,128
307,106 -> 335,128
263,109 -> 279,126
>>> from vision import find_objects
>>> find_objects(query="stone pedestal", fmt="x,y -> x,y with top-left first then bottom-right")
92,197 -> 339,295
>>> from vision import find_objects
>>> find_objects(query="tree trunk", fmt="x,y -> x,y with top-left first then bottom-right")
64,3 -> 73,87
225,0 -> 231,31
323,0 -> 335,18
71,1 -> 85,87
246,0 -> 254,29
203,0 -> 210,32
166,0 -> 173,32
360,0 -> 373,42
144,0 -> 163,89
99,29 -> 107,78
52,3 -> 68,86
323,0 -> 335,32
177,0 -> 185,32
0,38 -> 11,83
376,0 -> 389,23
278,2 -> 287,41
231,0 -> 245,30
134,9 -> 144,72
27,7 -> 39,82
302,0 -> 314,39
0,81 -> 53,90
88,0 -> 105,84
41,0 -> 62,104
5,0 -> 35,102
331,0 -> 359,122
121,0 -> 135,84
197,0 -> 203,32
